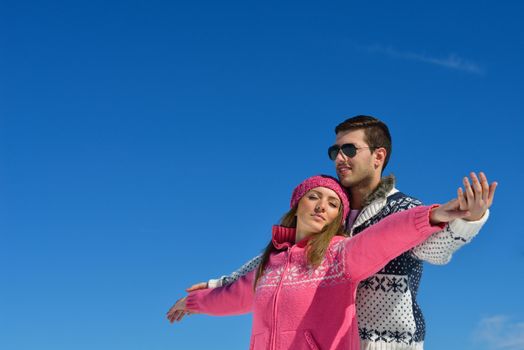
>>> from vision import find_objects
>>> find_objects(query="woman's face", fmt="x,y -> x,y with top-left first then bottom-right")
296,187 -> 341,236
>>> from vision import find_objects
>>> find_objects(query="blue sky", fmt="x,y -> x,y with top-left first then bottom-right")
1,1 -> 523,349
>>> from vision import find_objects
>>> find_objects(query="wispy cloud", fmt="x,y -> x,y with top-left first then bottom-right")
473,315 -> 524,349
360,44 -> 484,75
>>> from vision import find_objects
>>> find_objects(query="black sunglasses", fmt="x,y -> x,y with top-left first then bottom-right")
327,143 -> 374,160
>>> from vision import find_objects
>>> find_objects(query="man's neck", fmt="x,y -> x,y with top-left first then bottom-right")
348,176 -> 381,210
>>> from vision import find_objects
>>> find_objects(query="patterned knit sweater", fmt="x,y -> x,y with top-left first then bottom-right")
208,176 -> 489,350
189,206 -> 444,350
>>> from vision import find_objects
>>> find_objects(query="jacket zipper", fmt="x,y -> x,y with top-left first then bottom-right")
269,247 -> 291,350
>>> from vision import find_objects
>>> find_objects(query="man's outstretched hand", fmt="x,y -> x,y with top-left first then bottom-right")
458,172 -> 497,221
430,172 -> 497,224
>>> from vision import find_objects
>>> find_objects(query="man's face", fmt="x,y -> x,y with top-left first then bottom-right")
333,129 -> 377,188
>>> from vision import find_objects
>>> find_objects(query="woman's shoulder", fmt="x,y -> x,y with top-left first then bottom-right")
330,235 -> 347,244
328,235 -> 347,252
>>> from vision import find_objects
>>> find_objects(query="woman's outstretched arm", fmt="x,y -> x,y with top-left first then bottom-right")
344,198 -> 470,282
167,270 -> 256,323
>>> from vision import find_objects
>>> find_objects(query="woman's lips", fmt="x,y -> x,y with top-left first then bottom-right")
311,213 -> 326,221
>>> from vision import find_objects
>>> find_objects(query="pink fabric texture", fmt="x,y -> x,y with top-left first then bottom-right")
186,205 -> 444,350
290,175 -> 350,226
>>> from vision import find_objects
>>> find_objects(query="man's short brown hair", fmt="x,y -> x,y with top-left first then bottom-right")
335,115 -> 392,170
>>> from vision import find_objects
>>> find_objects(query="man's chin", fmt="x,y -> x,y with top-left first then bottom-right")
338,175 -> 353,188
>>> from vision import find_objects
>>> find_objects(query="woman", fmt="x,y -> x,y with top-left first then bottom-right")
167,175 -> 469,350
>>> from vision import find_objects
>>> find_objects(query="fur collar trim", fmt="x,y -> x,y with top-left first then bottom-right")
363,174 -> 396,206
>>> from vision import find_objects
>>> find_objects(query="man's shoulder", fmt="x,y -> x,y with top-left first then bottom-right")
353,190 -> 424,231
384,190 -> 423,213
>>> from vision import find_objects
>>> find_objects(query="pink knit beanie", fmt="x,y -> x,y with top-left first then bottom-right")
290,175 -> 350,225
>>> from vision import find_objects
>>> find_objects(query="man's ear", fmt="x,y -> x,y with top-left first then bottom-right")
373,147 -> 387,170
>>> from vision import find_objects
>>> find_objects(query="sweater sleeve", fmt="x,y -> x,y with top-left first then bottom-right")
384,195 -> 490,265
186,270 -> 256,316
207,254 -> 263,288
344,205 -> 445,281
411,210 -> 489,264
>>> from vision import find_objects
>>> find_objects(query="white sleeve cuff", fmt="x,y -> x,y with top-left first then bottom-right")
207,278 -> 224,288
448,209 -> 490,239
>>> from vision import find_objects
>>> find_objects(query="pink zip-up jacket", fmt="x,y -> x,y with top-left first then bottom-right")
186,205 -> 444,350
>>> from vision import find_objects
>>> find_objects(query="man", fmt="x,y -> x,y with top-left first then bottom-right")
183,115 -> 496,349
